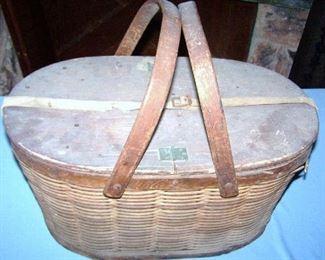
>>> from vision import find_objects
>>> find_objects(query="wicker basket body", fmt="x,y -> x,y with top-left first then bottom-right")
16,146 -> 308,259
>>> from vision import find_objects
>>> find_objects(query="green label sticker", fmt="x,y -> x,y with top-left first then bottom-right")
159,147 -> 188,161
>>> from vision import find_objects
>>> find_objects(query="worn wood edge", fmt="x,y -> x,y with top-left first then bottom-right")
4,107 -> 317,181
11,139 -> 312,191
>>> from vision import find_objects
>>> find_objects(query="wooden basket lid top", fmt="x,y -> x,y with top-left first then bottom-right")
3,56 -> 318,176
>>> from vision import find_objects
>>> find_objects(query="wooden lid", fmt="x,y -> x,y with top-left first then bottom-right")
3,56 -> 318,176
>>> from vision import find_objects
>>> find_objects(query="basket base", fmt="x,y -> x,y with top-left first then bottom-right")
46,221 -> 267,259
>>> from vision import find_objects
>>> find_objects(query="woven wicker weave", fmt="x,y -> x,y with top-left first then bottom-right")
21,160 -> 298,258
3,0 -> 318,259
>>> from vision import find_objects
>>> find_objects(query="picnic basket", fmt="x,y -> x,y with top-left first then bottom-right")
3,0 -> 318,258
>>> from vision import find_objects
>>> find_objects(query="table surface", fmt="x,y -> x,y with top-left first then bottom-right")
1,89 -> 324,260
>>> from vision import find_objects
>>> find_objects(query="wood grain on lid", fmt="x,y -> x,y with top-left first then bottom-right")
3,56 -> 318,175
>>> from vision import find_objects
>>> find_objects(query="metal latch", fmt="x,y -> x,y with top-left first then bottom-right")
171,96 -> 193,107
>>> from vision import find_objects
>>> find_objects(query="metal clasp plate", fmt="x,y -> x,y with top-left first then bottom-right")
171,96 -> 193,107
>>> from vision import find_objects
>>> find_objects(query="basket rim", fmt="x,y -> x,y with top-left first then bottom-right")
12,140 -> 311,191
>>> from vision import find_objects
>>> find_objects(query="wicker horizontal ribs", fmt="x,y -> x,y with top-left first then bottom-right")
4,0 -> 318,259
22,160 -> 297,258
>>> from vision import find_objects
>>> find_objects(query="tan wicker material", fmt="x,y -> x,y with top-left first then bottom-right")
21,160 -> 297,258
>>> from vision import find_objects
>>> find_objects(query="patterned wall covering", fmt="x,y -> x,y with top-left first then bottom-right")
243,0 -> 312,9
0,6 -> 22,95
248,4 -> 309,77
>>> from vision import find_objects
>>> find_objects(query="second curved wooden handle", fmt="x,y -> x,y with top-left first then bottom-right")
179,1 -> 238,198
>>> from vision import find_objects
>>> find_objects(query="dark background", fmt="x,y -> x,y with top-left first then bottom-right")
0,0 -> 324,88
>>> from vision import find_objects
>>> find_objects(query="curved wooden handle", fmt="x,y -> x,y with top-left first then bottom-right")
179,1 -> 238,197
104,0 -> 181,198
